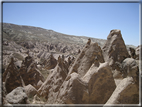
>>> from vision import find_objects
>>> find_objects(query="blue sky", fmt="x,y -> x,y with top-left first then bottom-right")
3,2 -> 140,46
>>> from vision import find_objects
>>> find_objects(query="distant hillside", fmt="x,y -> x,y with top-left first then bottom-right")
2,23 -> 106,47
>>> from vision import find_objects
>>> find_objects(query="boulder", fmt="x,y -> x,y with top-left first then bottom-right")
6,87 -> 28,104
102,29 -> 129,69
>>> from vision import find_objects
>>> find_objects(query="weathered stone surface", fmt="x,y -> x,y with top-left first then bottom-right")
102,29 -> 129,69
129,47 -> 137,59
69,42 -> 104,77
55,62 -> 116,104
3,57 -> 23,93
121,58 -> 139,80
38,56 -> 68,101
43,54 -> 57,70
105,77 -> 139,104
24,84 -> 37,98
19,55 -> 45,88
55,72 -> 88,104
6,87 -> 28,104
87,62 -> 116,104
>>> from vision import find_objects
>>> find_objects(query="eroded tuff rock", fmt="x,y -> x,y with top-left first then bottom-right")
38,56 -> 68,102
105,76 -> 139,104
69,41 -> 104,77
19,55 -> 44,88
104,57 -> 139,105
3,57 -> 23,93
6,87 -> 29,104
55,62 -> 116,104
102,29 -> 129,69
121,58 -> 139,80
86,62 -> 116,104
42,54 -> 57,70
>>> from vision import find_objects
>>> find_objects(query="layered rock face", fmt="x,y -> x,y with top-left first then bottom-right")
3,58 -> 23,93
102,29 -> 129,69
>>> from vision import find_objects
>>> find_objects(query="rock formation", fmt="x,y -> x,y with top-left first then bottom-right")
19,55 -> 44,88
6,87 -> 29,104
3,57 -> 23,93
43,54 -> 57,70
102,29 -> 129,69
55,62 -> 116,104
68,42 -> 104,77
2,26 -> 140,105
105,76 -> 139,104
38,56 -> 68,102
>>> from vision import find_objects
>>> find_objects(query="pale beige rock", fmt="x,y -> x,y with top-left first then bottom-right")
105,77 -> 139,104
87,62 -> 116,104
102,29 -> 129,69
38,57 -> 68,102
69,42 -> 104,77
55,62 -> 116,104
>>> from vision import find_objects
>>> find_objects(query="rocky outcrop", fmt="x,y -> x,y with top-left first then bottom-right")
69,42 -> 104,77
43,54 -> 57,70
19,55 -> 44,88
105,77 -> 139,104
55,62 -> 116,104
104,57 -> 139,105
6,87 -> 29,104
102,29 -> 129,69
87,62 -> 116,104
121,58 -> 139,80
3,57 -> 23,93
38,56 -> 68,101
